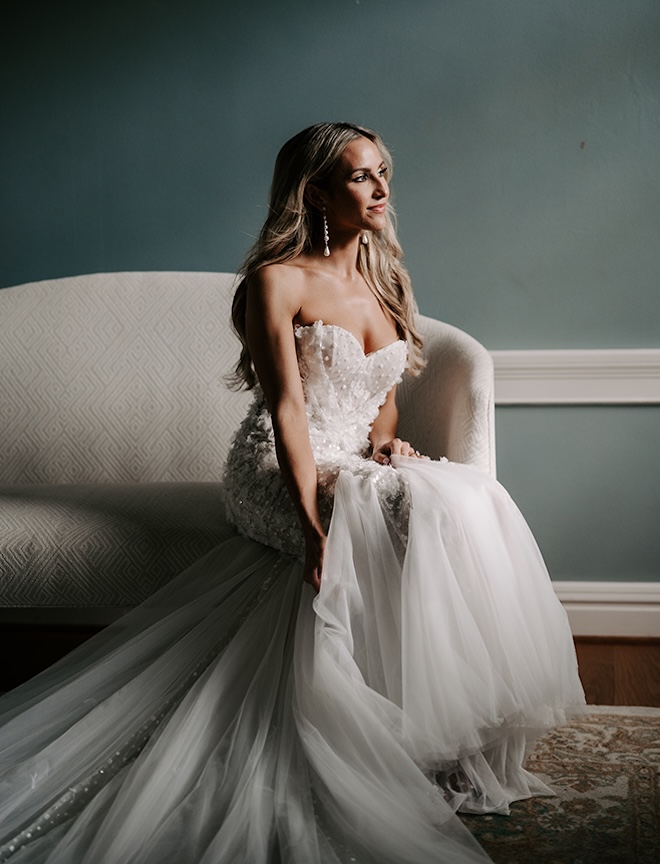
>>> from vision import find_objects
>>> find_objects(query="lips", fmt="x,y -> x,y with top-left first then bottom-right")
368,204 -> 387,213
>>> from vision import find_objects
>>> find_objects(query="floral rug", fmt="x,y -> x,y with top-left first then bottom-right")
461,707 -> 660,864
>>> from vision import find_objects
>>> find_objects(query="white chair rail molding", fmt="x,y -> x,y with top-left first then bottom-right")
491,348 -> 660,405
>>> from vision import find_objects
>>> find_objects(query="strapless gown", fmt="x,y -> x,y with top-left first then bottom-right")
0,321 -> 585,864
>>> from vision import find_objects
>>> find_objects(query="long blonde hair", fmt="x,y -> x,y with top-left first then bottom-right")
230,122 -> 424,389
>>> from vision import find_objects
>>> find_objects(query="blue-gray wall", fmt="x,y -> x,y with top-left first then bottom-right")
2,0 -> 658,582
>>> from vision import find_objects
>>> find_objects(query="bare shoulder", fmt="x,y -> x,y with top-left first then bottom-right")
247,262 -> 307,318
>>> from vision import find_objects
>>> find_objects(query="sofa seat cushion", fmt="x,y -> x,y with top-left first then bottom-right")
0,483 -> 236,607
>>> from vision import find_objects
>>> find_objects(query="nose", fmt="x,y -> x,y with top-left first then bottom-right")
374,177 -> 388,199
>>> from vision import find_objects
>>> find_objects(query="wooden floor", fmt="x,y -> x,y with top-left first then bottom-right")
3,629 -> 660,707
574,637 -> 660,707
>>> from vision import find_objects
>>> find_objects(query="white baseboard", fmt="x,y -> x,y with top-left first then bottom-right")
553,580 -> 660,637
491,349 -> 660,404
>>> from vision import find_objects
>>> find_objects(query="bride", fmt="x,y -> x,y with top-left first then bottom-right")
0,122 -> 585,864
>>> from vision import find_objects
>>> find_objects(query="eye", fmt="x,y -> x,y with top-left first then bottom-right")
352,173 -> 368,183
378,165 -> 388,177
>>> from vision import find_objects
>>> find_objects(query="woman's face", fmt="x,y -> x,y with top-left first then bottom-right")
321,137 -> 389,234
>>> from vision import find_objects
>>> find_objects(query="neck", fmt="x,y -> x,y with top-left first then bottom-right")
315,230 -> 362,278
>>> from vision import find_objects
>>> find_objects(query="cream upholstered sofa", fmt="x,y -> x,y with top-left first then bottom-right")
0,271 -> 494,628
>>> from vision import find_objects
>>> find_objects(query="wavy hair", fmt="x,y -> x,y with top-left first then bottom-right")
229,122 -> 424,389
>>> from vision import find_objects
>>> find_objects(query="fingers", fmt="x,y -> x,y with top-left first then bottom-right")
392,438 -> 419,457
304,569 -> 321,593
389,439 -> 424,458
372,439 -> 426,464
401,442 -> 426,459
303,532 -> 325,593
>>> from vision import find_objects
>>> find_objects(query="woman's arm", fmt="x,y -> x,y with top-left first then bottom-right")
370,386 -> 421,464
245,266 -> 325,591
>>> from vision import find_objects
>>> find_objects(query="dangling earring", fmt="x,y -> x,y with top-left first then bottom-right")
322,207 -> 330,257
361,232 -> 369,246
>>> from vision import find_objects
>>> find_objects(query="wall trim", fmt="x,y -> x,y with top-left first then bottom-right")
491,348 -> 660,405
553,580 -> 660,637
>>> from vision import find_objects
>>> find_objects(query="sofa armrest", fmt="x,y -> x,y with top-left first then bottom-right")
396,314 -> 496,477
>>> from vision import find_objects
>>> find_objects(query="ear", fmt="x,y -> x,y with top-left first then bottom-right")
305,183 -> 327,211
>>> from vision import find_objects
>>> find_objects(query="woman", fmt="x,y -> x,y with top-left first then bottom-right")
0,123 -> 585,864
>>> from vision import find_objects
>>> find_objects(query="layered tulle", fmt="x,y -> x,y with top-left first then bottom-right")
0,455 -> 584,863
300,457 -> 585,822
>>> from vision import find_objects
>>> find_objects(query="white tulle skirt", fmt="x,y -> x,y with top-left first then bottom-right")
0,457 -> 585,864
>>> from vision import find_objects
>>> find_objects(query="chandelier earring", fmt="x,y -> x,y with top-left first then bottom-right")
322,207 -> 330,257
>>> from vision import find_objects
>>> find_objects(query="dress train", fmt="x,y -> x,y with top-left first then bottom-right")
0,525 -> 497,863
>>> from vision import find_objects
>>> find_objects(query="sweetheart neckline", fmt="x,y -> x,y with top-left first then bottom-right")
294,320 -> 404,359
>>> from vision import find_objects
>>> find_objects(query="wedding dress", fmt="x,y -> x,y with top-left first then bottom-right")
0,320 -> 585,864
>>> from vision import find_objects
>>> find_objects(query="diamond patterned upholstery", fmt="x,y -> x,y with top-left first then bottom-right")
0,272 -> 251,484
0,483 -> 233,607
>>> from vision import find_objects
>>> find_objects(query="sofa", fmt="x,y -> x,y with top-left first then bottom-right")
0,271 -> 494,680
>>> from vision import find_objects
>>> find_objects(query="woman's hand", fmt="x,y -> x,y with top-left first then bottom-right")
372,438 -> 425,466
303,527 -> 326,593
369,388 -> 425,466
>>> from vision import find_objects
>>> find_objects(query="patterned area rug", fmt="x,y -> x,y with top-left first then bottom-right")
461,707 -> 660,864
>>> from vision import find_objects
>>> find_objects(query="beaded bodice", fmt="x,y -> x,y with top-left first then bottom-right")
295,321 -> 407,463
223,321 -> 408,556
